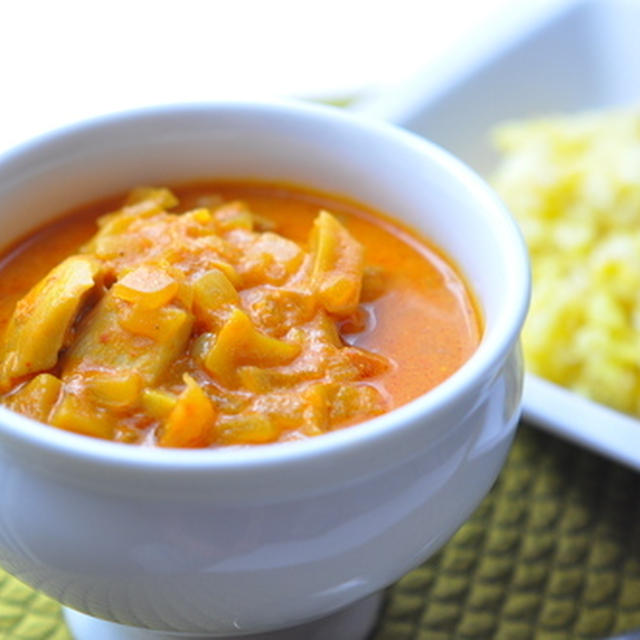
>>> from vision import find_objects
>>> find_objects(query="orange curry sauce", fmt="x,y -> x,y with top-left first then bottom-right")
0,182 -> 480,446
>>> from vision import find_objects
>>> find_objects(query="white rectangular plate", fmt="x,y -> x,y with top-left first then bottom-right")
355,0 -> 640,470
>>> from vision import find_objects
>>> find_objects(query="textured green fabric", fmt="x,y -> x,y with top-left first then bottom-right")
373,425 -> 640,640
0,575 -> 69,640
1,425 -> 639,639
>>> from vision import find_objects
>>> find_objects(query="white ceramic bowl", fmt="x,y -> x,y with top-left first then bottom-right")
0,101 -> 529,638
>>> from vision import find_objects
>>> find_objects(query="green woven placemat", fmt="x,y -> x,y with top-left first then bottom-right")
372,425 -> 640,640
1,425 -> 639,640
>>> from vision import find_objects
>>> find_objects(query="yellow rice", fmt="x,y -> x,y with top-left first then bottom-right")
492,108 -> 640,415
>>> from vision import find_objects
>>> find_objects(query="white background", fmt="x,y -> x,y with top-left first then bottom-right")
0,1 -> 565,152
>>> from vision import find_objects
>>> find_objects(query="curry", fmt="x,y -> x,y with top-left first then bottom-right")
0,182 -> 480,447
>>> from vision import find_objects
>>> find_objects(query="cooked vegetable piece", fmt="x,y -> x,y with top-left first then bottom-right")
125,186 -> 178,210
236,366 -> 273,393
301,384 -> 330,434
213,201 -> 255,231
217,414 -> 279,444
0,256 -> 100,386
360,265 -> 387,302
158,374 -> 216,448
309,210 -> 364,315
87,370 -> 142,410
62,294 -> 193,386
193,269 -> 238,307
141,388 -> 178,419
112,266 -> 179,309
177,208 -> 216,237
117,302 -> 192,342
317,382 -> 387,426
3,373 -> 62,423
87,221 -> 147,260
342,346 -> 391,378
288,311 -> 343,350
242,287 -> 316,336
174,280 -> 195,310
208,260 -> 241,287
186,208 -> 213,225
83,188 -> 177,256
240,232 -> 304,285
336,385 -> 385,424
50,392 -> 116,439
204,308 -> 300,386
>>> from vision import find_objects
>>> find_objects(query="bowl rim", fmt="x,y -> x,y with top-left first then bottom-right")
0,99 -> 530,474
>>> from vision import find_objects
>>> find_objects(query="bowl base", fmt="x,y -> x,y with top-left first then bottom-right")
63,591 -> 384,640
